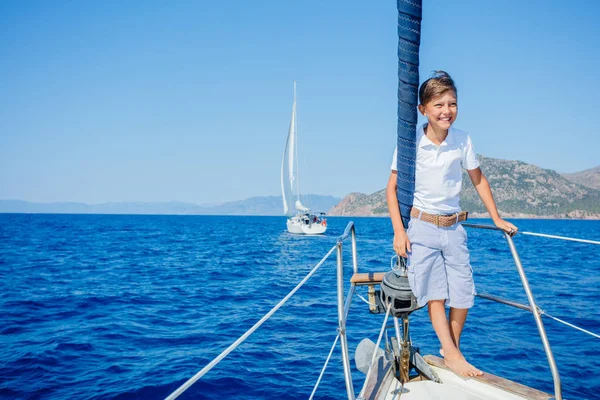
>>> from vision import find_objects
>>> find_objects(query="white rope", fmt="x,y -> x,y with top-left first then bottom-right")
518,232 -> 600,337
309,334 -> 340,400
362,303 -> 392,386
355,293 -> 372,306
165,245 -> 337,400
542,311 -> 600,339
521,231 -> 600,245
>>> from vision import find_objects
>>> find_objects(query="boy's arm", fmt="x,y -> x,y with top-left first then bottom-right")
467,167 -> 518,236
386,171 -> 411,256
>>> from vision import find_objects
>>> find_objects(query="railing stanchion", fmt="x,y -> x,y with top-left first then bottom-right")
464,223 -> 563,400
337,238 -> 355,400
351,225 -> 358,275
504,233 -> 562,400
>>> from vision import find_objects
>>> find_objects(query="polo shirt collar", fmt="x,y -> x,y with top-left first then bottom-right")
418,123 -> 455,148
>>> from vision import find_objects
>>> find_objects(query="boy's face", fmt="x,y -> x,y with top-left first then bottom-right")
418,90 -> 457,132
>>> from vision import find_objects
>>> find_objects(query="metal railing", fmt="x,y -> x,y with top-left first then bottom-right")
336,222 -> 359,400
463,223 -> 562,400
166,220 -> 598,400
335,222 -> 566,400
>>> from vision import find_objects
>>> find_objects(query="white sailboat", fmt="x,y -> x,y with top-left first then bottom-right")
280,82 -> 327,235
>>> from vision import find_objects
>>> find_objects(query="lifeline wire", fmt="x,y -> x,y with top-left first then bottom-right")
361,303 -> 392,388
522,231 -> 599,337
309,334 -> 340,400
543,312 -> 600,339
519,231 -> 599,337
521,231 -> 600,245
165,245 -> 337,400
356,293 -> 372,306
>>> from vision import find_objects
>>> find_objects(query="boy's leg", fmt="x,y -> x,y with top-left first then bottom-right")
429,300 -> 458,354
449,307 -> 468,349
408,219 -> 481,376
444,224 -> 475,350
440,223 -> 481,376
439,307 -> 468,356
429,300 -> 482,377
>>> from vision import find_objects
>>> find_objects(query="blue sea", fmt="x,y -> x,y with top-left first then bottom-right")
0,214 -> 599,400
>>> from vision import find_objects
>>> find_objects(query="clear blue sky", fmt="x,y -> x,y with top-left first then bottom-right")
1,0 -> 599,204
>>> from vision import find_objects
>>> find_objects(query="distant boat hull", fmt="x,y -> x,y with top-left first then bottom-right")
286,214 -> 327,235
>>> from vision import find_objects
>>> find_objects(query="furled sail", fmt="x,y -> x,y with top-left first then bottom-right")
396,0 -> 421,227
295,200 -> 310,212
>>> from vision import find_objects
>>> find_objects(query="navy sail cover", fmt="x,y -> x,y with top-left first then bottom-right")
396,0 -> 421,227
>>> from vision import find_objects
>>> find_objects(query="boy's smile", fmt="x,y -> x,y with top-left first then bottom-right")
418,91 -> 458,134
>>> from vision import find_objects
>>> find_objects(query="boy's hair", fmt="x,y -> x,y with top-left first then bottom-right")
419,70 -> 457,105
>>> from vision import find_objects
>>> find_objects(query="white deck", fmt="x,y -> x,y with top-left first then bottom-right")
388,370 -> 530,399
360,355 -> 552,400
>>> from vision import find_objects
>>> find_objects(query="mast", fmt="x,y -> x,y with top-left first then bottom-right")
396,0 -> 422,228
293,81 -> 301,203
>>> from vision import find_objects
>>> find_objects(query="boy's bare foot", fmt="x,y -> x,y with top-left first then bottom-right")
443,353 -> 483,377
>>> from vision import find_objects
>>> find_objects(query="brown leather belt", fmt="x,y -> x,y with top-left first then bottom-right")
410,207 -> 468,227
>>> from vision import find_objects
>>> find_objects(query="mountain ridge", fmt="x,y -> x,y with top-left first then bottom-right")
2,158 -> 598,219
329,156 -> 600,219
0,195 -> 340,216
561,166 -> 600,191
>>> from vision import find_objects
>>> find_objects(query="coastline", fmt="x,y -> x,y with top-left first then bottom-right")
325,212 -> 600,220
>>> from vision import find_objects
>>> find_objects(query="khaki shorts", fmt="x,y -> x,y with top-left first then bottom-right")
406,217 -> 476,309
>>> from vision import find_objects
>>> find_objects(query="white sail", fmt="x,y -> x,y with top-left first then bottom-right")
295,200 -> 310,212
280,83 -> 297,217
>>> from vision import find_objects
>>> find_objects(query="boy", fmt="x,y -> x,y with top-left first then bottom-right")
386,71 -> 518,377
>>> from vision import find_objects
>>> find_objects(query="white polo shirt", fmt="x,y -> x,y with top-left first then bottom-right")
391,124 -> 480,215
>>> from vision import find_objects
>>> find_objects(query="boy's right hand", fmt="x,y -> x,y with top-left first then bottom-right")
393,232 -> 411,258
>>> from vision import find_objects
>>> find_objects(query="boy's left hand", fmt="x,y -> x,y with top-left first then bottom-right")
494,219 -> 518,237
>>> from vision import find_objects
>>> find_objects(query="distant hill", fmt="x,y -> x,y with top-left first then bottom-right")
561,166 -> 600,191
329,156 -> 600,219
0,200 -> 207,215
197,195 -> 339,216
0,195 -> 340,216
